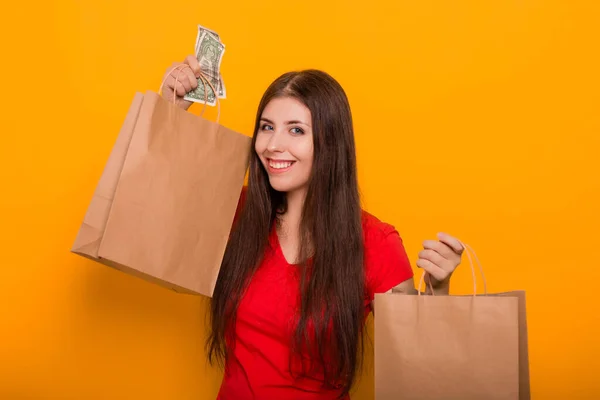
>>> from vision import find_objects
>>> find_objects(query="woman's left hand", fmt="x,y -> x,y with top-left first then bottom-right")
417,232 -> 464,288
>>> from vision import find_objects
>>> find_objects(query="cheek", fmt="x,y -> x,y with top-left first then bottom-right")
295,141 -> 314,179
254,134 -> 267,156
295,139 -> 314,163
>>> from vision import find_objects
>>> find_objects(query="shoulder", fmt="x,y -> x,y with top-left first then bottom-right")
361,210 -> 405,253
361,210 -> 413,300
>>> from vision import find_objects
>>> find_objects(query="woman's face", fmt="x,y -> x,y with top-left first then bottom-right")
255,96 -> 314,194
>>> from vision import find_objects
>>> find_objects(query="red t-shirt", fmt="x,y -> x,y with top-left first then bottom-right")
216,194 -> 414,400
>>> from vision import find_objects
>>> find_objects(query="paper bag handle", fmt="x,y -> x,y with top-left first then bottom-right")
158,64 -> 221,123
417,241 -> 488,297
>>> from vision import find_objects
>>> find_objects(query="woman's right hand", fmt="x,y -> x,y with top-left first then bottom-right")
161,55 -> 202,110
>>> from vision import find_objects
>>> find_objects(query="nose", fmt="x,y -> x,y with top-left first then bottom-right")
267,130 -> 285,153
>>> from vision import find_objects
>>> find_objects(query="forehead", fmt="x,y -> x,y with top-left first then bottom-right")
261,96 -> 311,122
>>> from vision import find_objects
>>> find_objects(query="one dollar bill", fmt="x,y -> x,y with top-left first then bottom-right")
184,25 -> 226,106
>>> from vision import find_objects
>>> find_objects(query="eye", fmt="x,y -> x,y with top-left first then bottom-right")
260,124 -> 274,131
290,127 -> 304,135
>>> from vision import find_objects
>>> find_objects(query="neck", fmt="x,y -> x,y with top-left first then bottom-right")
279,187 -> 306,235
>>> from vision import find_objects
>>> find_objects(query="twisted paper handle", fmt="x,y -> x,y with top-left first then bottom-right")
417,241 -> 488,297
158,64 -> 221,123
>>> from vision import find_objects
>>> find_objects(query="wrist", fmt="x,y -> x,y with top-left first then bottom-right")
427,274 -> 450,295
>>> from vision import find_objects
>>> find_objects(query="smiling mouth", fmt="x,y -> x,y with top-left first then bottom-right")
267,159 -> 296,171
268,159 -> 295,169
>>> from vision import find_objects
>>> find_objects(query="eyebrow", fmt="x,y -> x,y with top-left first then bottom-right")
260,117 -> 311,127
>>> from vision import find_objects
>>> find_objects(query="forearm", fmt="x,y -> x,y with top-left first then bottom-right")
427,280 -> 449,295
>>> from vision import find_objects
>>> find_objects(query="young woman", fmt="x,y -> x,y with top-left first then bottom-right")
162,56 -> 465,400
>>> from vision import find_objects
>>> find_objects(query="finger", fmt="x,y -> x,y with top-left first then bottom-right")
185,54 -> 202,77
172,69 -> 192,93
418,249 -> 450,271
416,258 -> 447,281
422,240 -> 456,260
163,74 -> 177,91
436,232 -> 464,254
166,62 -> 186,78
182,65 -> 199,89
166,74 -> 188,97
163,74 -> 187,97
174,80 -> 188,97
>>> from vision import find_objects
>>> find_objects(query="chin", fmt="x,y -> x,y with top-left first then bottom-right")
267,177 -> 304,194
268,180 -> 293,193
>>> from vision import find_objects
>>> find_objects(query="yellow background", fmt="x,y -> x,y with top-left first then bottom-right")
1,0 -> 599,398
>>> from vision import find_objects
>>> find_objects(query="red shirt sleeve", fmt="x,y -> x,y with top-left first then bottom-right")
363,213 -> 414,311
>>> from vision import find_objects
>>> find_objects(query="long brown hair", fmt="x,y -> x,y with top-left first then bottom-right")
207,70 -> 365,397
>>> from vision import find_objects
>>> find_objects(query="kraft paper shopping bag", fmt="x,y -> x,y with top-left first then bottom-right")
72,70 -> 251,296
374,245 -> 530,399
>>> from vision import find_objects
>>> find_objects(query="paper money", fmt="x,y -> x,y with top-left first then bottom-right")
198,24 -> 227,100
184,25 -> 226,106
198,24 -> 226,100
194,24 -> 220,53
218,75 -> 226,98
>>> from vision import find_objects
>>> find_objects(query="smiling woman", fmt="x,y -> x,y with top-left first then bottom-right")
160,57 -> 464,399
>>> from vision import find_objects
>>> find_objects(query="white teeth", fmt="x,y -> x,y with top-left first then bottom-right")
269,160 -> 293,169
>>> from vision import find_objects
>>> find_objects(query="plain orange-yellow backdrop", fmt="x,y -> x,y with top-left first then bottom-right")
2,0 -> 599,398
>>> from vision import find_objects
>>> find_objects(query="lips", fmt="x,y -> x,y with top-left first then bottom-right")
269,159 -> 294,169
267,158 -> 295,174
